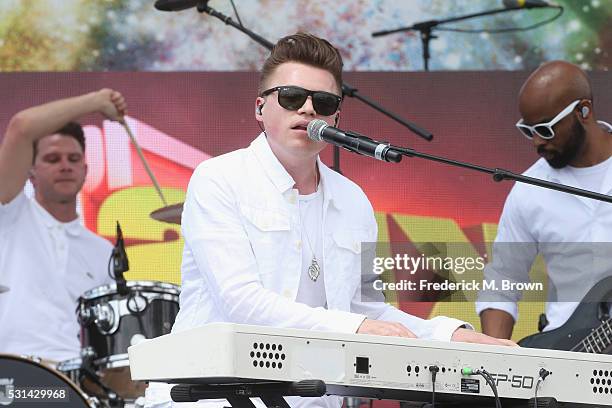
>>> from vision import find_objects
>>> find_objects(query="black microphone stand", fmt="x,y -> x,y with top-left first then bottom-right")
191,1 -> 433,175
373,6 -> 544,71
381,143 -> 612,204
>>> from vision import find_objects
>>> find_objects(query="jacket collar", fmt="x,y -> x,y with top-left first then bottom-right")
250,133 -> 344,210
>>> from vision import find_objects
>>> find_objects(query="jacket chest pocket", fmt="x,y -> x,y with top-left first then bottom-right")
329,229 -> 373,296
240,204 -> 292,277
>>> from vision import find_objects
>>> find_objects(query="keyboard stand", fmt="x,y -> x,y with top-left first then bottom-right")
170,379 -> 327,408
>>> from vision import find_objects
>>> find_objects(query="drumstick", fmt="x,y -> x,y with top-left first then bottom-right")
120,117 -> 168,207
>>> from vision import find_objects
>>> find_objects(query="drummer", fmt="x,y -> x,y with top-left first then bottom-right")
0,90 -> 127,363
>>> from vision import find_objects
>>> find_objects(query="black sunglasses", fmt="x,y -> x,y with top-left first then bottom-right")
260,85 -> 342,116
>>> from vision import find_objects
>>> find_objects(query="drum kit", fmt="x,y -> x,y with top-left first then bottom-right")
0,204 -> 185,408
0,125 -> 189,406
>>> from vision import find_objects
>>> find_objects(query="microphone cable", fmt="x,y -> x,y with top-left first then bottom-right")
436,6 -> 563,34
462,367 -> 503,408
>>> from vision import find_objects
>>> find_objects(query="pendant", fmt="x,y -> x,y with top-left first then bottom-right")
308,257 -> 321,282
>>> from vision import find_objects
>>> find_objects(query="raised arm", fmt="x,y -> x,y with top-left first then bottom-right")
0,89 -> 126,204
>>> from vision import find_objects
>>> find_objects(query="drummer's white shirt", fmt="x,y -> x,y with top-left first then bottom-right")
0,192 -> 113,362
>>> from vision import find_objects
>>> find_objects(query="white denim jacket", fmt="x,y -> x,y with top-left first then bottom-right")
146,133 -> 466,408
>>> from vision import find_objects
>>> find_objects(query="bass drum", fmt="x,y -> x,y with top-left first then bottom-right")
0,354 -> 97,407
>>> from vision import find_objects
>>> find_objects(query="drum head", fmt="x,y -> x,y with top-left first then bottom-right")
0,354 -> 91,407
80,281 -> 180,300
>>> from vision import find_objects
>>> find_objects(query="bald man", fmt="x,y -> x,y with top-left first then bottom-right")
476,61 -> 612,340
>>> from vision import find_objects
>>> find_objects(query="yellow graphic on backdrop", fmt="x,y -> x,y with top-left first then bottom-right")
97,186 -> 185,285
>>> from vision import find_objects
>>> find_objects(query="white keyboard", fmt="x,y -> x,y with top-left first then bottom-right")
128,323 -> 612,407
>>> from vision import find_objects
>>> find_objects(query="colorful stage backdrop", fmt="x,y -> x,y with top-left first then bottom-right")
1,71 -> 611,340
0,0 -> 610,72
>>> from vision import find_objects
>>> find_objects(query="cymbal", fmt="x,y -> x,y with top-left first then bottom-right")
150,202 -> 184,225
0,285 -> 9,294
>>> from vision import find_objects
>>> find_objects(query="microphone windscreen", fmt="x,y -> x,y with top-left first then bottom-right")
307,119 -> 328,142
154,0 -> 200,11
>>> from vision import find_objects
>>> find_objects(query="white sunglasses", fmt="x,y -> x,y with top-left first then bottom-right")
516,99 -> 583,140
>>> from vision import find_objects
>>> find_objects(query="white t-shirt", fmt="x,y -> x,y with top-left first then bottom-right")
295,186 -> 326,308
0,192 -> 113,362
566,154 -> 612,194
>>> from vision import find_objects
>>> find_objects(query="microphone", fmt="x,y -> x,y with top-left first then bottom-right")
112,221 -> 129,295
307,119 -> 402,163
502,0 -> 555,8
154,0 -> 206,11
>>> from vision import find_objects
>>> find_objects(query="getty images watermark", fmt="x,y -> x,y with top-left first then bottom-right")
371,253 -> 542,293
356,242 -> 612,303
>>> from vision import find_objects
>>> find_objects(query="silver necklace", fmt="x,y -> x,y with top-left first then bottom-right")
302,169 -> 321,282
